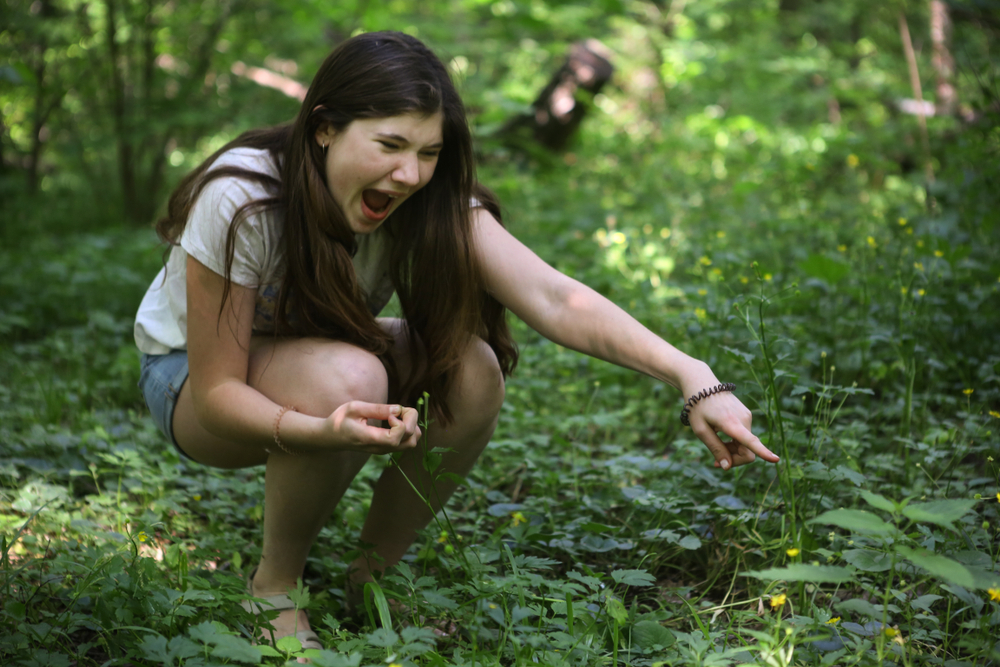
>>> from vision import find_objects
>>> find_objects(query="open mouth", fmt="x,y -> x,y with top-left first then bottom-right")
362,189 -> 395,215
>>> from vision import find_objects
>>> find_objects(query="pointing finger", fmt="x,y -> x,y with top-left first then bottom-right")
692,423 -> 733,470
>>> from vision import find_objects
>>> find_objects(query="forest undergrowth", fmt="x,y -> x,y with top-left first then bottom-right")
2,2 -> 1000,665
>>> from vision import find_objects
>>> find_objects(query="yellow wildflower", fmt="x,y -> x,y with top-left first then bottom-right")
989,411 -> 1000,419
137,531 -> 148,543
963,388 -> 974,396
867,236 -> 877,248
739,276 -> 749,284
193,494 -> 202,502
900,287 -> 908,295
914,262 -> 924,271
711,268 -> 722,276
764,273 -> 773,281
695,308 -> 708,320
917,240 -> 924,247
934,250 -> 944,257
389,664 -> 403,667
996,493 -> 1000,503
786,548 -> 800,557
837,244 -> 847,252
826,617 -> 840,625
884,626 -> 899,638
988,588 -> 1000,602
906,227 -> 913,235
716,231 -> 726,239
846,154 -> 859,168
898,217 -> 907,226
698,288 -> 708,296
437,531 -> 449,544
699,256 -> 712,266
917,289 -> 925,297
511,511 -> 527,527
660,228 -> 671,239
770,593 -> 787,609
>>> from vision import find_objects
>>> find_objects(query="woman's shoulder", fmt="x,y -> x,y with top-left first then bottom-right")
206,146 -> 281,180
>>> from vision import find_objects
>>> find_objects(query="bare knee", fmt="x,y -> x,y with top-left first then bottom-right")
314,345 -> 389,412
249,339 -> 389,417
452,337 -> 505,419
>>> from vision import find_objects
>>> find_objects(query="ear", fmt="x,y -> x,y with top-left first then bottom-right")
314,122 -> 336,149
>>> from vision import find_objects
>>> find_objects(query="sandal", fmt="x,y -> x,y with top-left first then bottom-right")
241,572 -> 324,653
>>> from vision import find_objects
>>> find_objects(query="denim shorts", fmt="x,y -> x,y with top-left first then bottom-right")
138,349 -> 194,460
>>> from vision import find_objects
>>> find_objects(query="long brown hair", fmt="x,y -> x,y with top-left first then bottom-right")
156,31 -> 517,423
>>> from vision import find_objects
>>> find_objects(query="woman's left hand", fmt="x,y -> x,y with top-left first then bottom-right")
682,381 -> 780,470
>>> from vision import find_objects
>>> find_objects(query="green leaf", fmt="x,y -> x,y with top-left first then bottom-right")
831,466 -> 866,486
309,652 -> 363,667
678,535 -> 702,550
968,566 -> 1000,590
287,578 -> 310,609
896,545 -> 975,587
835,598 -> 879,619
720,345 -> 755,364
859,490 -> 895,513
631,620 -> 675,650
364,581 -> 393,630
138,635 -> 169,663
166,636 -> 200,661
365,628 -> 399,648
611,569 -> 656,587
400,626 -> 438,645
807,509 -> 895,535
605,596 -> 628,625
188,621 -> 225,645
211,635 -> 262,663
275,635 -> 303,653
799,253 -> 850,284
841,548 -> 893,572
901,499 -> 976,531
910,594 -> 943,613
255,645 -> 282,658
742,564 -> 854,583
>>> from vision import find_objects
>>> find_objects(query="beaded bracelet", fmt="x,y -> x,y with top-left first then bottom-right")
272,405 -> 298,455
679,383 -> 736,426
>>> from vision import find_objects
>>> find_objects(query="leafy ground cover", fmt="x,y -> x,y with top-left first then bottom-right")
3,2 -> 1000,666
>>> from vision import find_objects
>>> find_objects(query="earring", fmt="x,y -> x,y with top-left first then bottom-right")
321,143 -> 328,156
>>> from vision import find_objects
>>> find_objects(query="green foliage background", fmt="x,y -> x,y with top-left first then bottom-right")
2,0 -> 1000,665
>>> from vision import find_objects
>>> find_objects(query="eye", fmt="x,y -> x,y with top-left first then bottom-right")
378,141 -> 400,150
420,150 -> 441,159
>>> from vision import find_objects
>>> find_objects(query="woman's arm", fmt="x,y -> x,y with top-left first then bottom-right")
184,255 -> 419,454
472,209 -> 778,469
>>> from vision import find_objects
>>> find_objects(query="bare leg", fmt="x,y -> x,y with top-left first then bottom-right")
349,335 -> 505,594
172,338 -> 387,640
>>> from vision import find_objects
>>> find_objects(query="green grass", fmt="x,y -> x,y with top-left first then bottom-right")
3,8 -> 1000,667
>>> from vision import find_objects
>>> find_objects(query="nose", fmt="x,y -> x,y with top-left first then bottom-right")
391,154 -> 421,187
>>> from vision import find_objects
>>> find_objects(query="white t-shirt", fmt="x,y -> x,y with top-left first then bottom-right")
134,147 -> 395,355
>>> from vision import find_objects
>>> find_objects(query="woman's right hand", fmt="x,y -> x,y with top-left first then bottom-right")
324,401 -> 422,454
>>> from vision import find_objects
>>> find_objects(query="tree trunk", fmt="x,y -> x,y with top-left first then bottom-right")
105,0 -> 139,222
27,55 -> 46,193
929,0 -> 956,116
